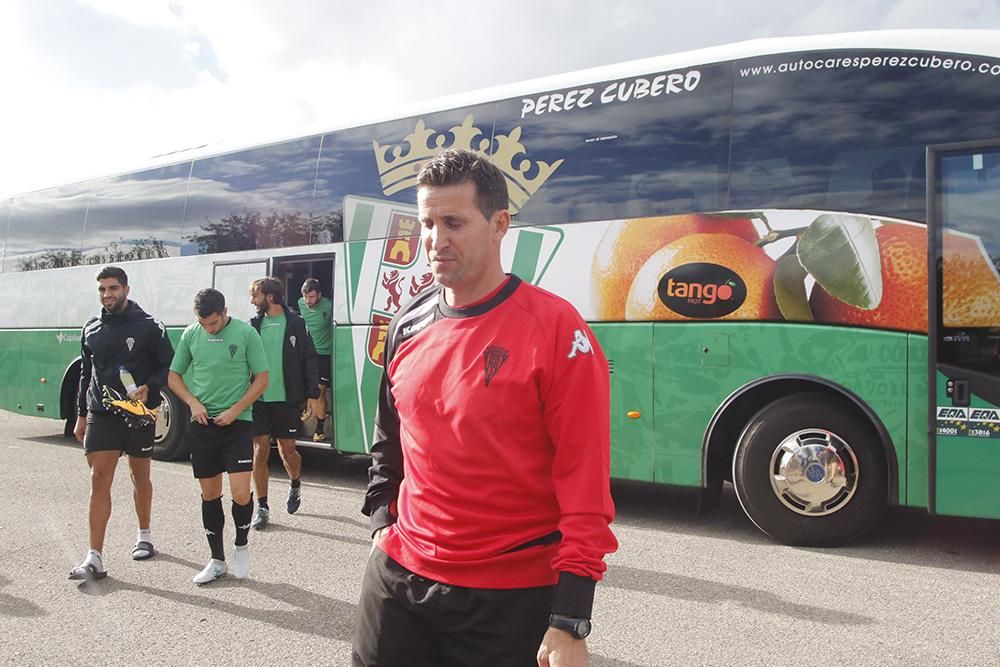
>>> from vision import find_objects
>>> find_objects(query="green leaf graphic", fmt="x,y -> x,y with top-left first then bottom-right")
798,214 -> 882,310
774,255 -> 813,321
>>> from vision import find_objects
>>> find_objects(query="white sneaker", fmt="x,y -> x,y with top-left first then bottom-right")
233,545 -> 250,579
193,558 -> 227,585
251,506 -> 269,530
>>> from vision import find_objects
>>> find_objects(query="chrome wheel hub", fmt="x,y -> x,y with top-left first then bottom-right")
769,428 -> 858,516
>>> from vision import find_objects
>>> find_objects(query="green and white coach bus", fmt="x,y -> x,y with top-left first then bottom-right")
3,30 -> 1000,546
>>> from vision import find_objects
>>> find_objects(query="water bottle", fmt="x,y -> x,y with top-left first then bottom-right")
119,366 -> 138,394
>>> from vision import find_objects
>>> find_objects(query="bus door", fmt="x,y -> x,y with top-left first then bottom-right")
212,259 -> 269,323
928,141 -> 1000,518
271,252 -> 337,445
271,253 -> 336,319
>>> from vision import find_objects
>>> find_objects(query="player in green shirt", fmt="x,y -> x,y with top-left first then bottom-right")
298,279 -> 333,442
168,288 -> 269,585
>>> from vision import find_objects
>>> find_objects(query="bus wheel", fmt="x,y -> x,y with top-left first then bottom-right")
63,370 -> 82,438
732,393 -> 886,546
64,391 -> 79,438
152,388 -> 190,461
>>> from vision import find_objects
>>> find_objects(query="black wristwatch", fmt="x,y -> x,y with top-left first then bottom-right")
548,613 -> 592,639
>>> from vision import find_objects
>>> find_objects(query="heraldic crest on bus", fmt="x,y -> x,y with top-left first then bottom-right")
371,114 -> 564,214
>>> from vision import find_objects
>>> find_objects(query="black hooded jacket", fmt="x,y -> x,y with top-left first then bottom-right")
250,305 -> 320,405
78,301 -> 174,416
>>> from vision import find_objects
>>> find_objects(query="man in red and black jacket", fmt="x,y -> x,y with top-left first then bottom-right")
353,149 -> 618,667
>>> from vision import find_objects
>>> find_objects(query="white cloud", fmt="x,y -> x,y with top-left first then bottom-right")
76,0 -> 180,26
173,0 -> 283,75
881,0 -> 1000,26
2,0 -> 1000,202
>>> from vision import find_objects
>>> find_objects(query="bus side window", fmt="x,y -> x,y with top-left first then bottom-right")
493,61 -> 733,225
184,137 -> 322,255
862,159 -> 908,213
83,164 -> 190,264
905,154 -> 927,219
731,160 -> 795,209
0,199 -> 11,273
314,101 -> 497,242
6,186 -> 90,272
626,175 -> 695,218
731,49 -> 1000,222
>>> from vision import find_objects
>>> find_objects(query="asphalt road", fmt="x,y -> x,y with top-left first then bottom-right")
2,409 -> 999,666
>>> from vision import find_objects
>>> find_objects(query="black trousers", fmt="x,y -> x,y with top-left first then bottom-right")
352,549 -> 555,667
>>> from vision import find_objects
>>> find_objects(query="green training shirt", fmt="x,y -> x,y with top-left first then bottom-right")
169,317 -> 269,421
258,311 -> 287,402
297,295 -> 333,354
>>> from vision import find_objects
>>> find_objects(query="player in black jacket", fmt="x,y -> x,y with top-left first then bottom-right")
248,277 -> 320,528
69,266 -> 174,581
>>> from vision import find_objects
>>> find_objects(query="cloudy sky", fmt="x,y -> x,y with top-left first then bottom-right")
2,0 -> 999,199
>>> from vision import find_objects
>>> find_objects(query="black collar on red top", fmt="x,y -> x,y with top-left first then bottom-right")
437,274 -> 522,319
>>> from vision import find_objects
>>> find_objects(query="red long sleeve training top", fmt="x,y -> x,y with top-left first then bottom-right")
362,275 -> 618,618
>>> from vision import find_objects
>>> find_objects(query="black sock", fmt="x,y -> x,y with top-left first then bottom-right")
233,498 -> 253,547
201,496 -> 225,561
291,478 -> 301,489
259,496 -> 269,510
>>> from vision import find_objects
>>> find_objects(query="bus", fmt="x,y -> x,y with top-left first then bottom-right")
3,29 -> 1000,546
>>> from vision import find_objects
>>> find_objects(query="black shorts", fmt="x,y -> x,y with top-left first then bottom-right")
318,354 -> 332,387
83,411 -> 154,458
352,550 -> 554,667
252,401 -> 300,439
189,420 -> 254,478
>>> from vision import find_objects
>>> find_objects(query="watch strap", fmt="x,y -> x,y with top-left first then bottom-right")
548,613 -> 591,640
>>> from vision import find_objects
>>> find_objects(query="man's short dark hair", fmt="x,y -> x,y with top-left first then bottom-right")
301,278 -> 321,295
194,288 -> 226,318
96,266 -> 128,286
416,149 -> 509,220
251,277 -> 284,306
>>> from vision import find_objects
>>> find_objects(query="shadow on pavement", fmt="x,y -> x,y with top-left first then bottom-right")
0,575 -> 47,618
25,426 -> 1000,577
75,551 -> 357,642
610,480 -> 763,542
72,554 -> 639,666
260,521 -> 369,547
611,481 -> 1000,575
17,433 -> 81,451
293,512 -> 368,530
604,564 -> 872,626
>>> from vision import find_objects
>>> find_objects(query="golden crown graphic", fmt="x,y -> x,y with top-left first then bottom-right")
372,114 -> 563,214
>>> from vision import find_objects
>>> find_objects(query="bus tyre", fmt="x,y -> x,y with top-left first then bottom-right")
152,388 -> 190,461
64,371 -> 81,438
732,393 -> 887,546
64,391 -> 79,438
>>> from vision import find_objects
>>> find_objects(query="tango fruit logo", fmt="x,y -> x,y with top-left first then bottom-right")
657,263 -> 747,318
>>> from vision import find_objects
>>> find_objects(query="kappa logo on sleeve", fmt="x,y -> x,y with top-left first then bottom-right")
567,329 -> 593,358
